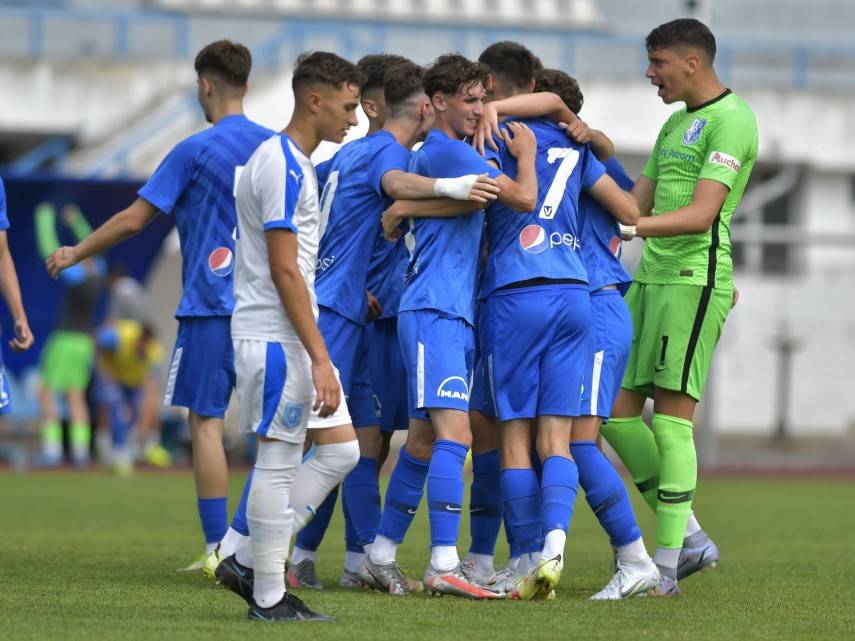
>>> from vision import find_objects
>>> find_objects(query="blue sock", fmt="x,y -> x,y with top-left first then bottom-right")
500,468 -> 542,554
230,470 -> 253,536
343,456 -> 381,548
504,511 -> 520,560
571,441 -> 642,547
341,490 -> 362,553
541,456 -> 579,535
469,449 -> 503,555
377,447 -> 428,543
197,497 -> 227,545
294,485 -> 338,551
426,440 -> 468,547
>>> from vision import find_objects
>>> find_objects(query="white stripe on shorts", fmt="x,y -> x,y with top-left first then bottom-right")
163,346 -> 183,405
417,341 -> 425,409
487,353 -> 496,413
590,350 -> 604,416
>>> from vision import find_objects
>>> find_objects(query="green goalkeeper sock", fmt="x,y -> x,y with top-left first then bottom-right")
600,416 -> 660,513
70,421 -> 91,462
652,413 -> 697,551
42,420 -> 63,459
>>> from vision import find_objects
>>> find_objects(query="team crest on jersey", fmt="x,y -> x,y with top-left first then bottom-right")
682,118 -> 707,145
282,402 -> 304,429
208,247 -> 234,277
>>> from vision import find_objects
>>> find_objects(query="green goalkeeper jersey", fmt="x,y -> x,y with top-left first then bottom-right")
634,89 -> 758,290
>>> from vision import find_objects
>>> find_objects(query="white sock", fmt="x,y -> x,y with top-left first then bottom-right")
205,541 -> 218,555
289,547 -> 316,566
370,535 -> 398,565
430,545 -> 459,572
684,513 -> 702,538
248,439 -> 301,608
219,527 -> 249,559
541,529 -> 566,565
652,547 -> 681,579
519,551 -> 541,574
344,550 -> 366,573
465,552 -> 495,581
506,556 -> 520,571
235,542 -> 254,568
617,537 -> 649,564
290,440 -> 360,532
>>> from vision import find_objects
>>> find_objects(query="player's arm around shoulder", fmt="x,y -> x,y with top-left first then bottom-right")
265,229 -> 339,417
588,173 -> 640,226
495,121 -> 538,213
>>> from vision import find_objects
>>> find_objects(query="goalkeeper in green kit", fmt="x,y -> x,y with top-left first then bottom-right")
602,18 -> 758,596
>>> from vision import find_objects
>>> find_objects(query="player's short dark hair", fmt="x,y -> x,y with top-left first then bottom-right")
194,40 -> 252,87
384,61 -> 427,118
423,53 -> 489,99
645,18 -> 716,63
292,51 -> 365,94
534,68 -> 584,115
357,53 -> 410,94
478,41 -> 539,92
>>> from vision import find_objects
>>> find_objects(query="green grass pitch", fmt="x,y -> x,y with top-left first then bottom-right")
1,470 -> 853,640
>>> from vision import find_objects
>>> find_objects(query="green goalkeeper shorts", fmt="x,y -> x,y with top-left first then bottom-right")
621,282 -> 732,401
39,331 -> 95,392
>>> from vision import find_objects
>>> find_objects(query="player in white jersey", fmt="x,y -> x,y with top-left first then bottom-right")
214,52 -> 363,623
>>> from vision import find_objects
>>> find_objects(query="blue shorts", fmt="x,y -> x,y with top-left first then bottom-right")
0,360 -> 11,416
580,289 -> 633,420
366,317 -> 409,432
484,285 -> 590,420
163,317 -> 234,418
319,307 -> 376,429
470,300 -> 495,417
398,310 -> 474,418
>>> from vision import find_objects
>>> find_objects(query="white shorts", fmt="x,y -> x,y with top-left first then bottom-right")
234,339 -> 350,444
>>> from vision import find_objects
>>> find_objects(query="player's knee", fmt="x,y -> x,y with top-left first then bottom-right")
312,440 -> 360,479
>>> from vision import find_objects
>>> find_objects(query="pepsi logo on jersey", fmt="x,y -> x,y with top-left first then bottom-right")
208,247 -> 234,277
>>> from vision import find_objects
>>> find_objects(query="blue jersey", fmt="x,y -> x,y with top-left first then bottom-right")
315,131 -> 410,325
480,118 -> 605,298
365,226 -> 409,319
399,129 -> 502,324
578,157 -> 634,293
138,114 -> 273,319
0,177 -> 8,231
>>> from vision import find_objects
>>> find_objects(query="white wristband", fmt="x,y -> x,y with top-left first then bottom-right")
434,174 -> 478,201
619,224 -> 637,240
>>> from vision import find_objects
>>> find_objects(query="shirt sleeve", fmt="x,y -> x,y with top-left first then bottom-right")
138,137 -> 199,215
367,141 -> 410,197
580,147 -> 607,191
257,143 -> 299,234
438,140 -> 504,180
698,110 -> 756,190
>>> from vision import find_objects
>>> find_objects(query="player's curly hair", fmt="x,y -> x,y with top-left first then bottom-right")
478,41 -> 540,93
292,51 -> 366,94
384,61 -> 427,117
533,68 -> 584,115
194,40 -> 252,87
357,54 -> 410,94
423,53 -> 489,99
646,18 -> 716,63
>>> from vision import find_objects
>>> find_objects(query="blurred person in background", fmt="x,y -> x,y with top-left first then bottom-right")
35,203 -> 105,466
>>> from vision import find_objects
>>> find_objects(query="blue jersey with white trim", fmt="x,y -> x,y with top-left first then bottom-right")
315,131 -> 410,325
578,157 -> 634,293
365,224 -> 409,320
398,129 -> 502,324
480,118 -> 604,298
138,115 -> 273,319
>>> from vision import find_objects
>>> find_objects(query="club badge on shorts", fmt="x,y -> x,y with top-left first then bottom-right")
283,402 -> 304,429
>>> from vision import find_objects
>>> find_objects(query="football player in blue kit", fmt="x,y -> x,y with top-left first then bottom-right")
533,68 -> 661,599
472,42 -> 644,600
46,41 -> 274,567
376,53 -> 538,599
287,59 -> 499,591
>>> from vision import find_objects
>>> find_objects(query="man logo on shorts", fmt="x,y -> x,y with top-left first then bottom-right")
436,376 -> 469,401
283,402 -> 304,429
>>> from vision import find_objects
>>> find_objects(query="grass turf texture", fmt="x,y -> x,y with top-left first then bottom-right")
1,471 -> 853,640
